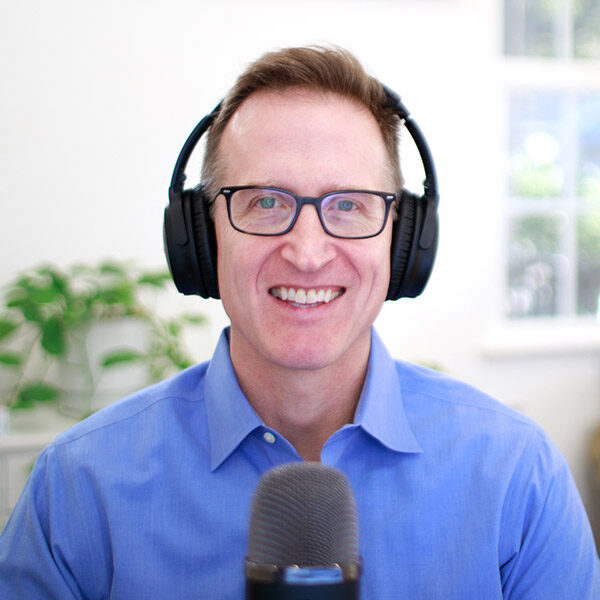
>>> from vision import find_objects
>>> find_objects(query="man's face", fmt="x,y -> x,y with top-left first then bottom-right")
214,88 -> 394,374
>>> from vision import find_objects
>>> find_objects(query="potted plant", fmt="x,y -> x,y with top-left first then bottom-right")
0,260 -> 206,423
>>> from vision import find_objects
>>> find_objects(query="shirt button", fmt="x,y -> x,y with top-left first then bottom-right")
263,432 -> 276,444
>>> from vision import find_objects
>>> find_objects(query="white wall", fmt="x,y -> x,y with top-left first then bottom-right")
1,0 -> 599,539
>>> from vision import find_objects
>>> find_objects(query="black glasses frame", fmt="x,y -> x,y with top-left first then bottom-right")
216,185 -> 397,240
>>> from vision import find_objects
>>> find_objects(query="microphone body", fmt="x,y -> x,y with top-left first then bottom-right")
246,580 -> 358,599
245,462 -> 361,599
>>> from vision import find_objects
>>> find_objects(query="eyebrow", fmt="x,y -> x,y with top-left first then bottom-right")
236,182 -> 378,194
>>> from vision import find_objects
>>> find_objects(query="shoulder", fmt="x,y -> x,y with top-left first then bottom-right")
50,361 -> 210,451
26,361 -> 214,510
395,359 -> 544,439
393,361 -> 600,582
392,359 -> 563,488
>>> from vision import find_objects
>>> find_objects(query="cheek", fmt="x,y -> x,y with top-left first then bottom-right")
215,224 -> 271,303
364,226 -> 392,287
214,213 -> 243,302
216,230 -> 245,296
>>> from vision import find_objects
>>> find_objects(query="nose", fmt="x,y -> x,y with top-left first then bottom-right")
279,205 -> 337,272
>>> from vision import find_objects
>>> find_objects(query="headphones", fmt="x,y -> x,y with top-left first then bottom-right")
164,85 -> 439,301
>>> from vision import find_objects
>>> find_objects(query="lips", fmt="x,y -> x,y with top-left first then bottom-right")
268,286 -> 345,306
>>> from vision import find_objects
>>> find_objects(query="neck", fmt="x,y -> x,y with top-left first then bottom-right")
229,332 -> 371,462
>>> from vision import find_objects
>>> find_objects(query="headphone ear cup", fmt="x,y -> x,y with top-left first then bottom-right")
189,185 -> 219,299
387,191 -> 416,301
387,190 -> 438,300
164,189 -> 198,296
163,185 -> 219,299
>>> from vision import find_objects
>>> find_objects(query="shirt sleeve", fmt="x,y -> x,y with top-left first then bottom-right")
499,430 -> 600,599
0,444 -> 91,599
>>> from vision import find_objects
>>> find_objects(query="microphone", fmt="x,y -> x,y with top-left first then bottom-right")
245,462 -> 361,599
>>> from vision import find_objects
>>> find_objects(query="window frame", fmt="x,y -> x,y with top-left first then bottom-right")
502,0 -> 600,325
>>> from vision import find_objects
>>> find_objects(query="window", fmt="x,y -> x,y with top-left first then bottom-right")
504,0 -> 600,320
505,0 -> 600,60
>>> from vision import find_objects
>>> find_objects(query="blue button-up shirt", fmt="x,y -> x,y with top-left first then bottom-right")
1,328 -> 598,598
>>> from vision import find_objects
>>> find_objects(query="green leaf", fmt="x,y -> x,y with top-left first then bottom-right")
101,349 -> 145,368
167,321 -> 181,337
0,352 -> 23,366
99,261 -> 127,276
13,275 -> 32,288
70,264 -> 95,277
11,396 -> 36,410
12,269 -> 62,304
39,267 -> 71,304
18,382 -> 60,403
6,287 -> 27,304
137,272 -> 171,288
174,357 -> 192,370
41,316 -> 65,355
182,313 -> 206,325
7,297 -> 41,323
47,269 -> 69,293
98,283 -> 135,306
62,298 -> 88,326
26,284 -> 61,305
0,317 -> 20,341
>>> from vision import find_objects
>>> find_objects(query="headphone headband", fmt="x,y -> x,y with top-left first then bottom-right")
164,84 -> 439,300
170,102 -> 222,193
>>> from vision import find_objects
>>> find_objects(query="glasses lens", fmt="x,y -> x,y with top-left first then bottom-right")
321,192 -> 386,238
230,188 -> 296,234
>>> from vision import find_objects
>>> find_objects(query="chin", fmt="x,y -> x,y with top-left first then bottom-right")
271,353 -> 340,372
261,331 -> 361,373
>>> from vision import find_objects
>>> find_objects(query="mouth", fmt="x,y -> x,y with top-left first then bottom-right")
268,286 -> 345,308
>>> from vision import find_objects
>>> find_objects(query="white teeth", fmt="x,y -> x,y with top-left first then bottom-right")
270,286 -> 343,305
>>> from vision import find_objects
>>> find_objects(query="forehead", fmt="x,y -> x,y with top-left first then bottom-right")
218,88 -> 391,191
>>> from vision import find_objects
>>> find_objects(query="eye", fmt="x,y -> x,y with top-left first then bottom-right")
335,199 -> 356,212
256,195 -> 278,209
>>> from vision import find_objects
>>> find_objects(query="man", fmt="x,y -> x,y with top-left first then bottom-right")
1,46 -> 598,598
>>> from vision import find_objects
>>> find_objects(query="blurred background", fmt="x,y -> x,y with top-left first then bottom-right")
1,0 -> 599,542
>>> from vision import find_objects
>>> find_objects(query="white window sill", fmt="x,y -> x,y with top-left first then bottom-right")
481,317 -> 600,358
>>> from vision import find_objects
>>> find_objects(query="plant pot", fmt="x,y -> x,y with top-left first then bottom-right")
58,318 -> 152,418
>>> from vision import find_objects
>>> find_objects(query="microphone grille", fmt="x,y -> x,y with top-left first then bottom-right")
247,462 -> 360,567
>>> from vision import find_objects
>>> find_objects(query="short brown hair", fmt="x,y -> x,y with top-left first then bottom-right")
201,46 -> 402,201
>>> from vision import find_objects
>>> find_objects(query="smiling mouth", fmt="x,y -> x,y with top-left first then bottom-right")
268,286 -> 345,307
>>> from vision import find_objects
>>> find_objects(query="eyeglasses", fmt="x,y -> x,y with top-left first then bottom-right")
216,186 -> 396,239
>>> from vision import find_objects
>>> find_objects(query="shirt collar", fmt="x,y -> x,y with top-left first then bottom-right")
203,327 -> 422,470
203,328 -> 263,471
352,328 -> 423,454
